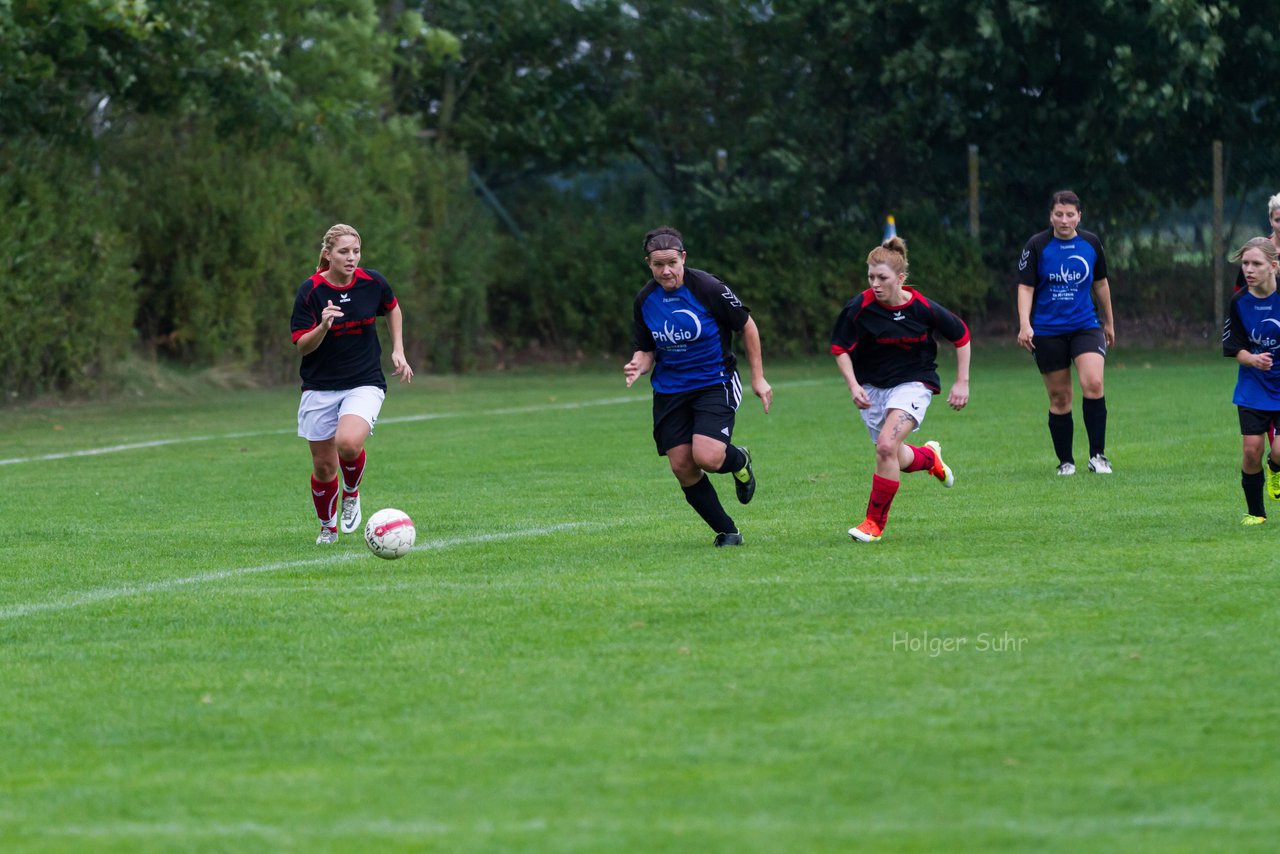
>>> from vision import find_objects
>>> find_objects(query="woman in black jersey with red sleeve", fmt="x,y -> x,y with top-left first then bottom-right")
290,223 -> 414,545
830,236 -> 971,543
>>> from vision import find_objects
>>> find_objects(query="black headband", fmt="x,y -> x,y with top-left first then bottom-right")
645,238 -> 684,255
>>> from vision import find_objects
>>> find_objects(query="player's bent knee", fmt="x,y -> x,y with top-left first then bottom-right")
693,451 -> 726,472
335,439 -> 364,459
669,463 -> 700,484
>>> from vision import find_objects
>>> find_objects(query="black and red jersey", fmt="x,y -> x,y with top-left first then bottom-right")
829,287 -> 970,392
290,267 -> 398,391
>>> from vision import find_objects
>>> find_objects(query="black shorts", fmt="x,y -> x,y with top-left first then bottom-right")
1238,406 -> 1280,436
652,377 -> 742,456
1033,328 -> 1108,374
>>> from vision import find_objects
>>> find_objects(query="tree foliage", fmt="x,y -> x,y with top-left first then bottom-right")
3,0 -> 1279,393
398,0 -> 1278,242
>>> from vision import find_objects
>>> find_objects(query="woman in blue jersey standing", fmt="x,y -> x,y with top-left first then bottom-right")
624,226 -> 773,547
291,223 -> 414,544
1222,237 -> 1280,525
1016,190 -> 1116,476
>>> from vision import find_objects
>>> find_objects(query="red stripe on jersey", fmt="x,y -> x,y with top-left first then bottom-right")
831,291 -> 877,354
877,288 -> 918,311
309,268 -> 374,290
291,326 -> 315,344
909,288 -> 971,346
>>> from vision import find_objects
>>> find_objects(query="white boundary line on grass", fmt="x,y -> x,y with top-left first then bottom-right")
0,522 -> 593,622
0,396 -> 641,466
0,380 -> 827,467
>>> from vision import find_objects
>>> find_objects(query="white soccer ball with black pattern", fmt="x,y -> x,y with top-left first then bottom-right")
364,508 -> 416,559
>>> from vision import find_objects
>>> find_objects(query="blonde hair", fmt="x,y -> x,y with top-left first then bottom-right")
316,223 -> 361,272
1232,236 -> 1278,265
1269,193 -> 1280,218
867,235 -> 908,278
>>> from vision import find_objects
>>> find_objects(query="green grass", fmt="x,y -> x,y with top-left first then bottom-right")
1,347 -> 1277,852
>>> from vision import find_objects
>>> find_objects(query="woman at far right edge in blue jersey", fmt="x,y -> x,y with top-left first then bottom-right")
1222,237 -> 1280,526
1016,189 -> 1116,476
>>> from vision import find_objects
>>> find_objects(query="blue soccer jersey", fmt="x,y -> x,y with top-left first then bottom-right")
1223,288 -> 1280,410
1017,229 -> 1109,335
632,268 -> 751,394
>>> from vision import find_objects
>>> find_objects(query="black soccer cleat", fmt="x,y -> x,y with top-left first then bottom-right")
714,531 -> 744,547
733,448 -> 756,505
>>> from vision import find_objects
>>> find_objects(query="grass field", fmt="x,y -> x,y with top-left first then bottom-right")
2,345 -> 1277,852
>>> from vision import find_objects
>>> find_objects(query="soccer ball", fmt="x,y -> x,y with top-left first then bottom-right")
364,508 -> 416,559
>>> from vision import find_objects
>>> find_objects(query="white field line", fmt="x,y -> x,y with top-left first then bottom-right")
0,397 -> 639,466
0,379 -> 826,467
0,522 -> 593,622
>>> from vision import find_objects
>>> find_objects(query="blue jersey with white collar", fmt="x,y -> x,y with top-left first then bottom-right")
632,268 -> 751,394
1223,287 -> 1280,410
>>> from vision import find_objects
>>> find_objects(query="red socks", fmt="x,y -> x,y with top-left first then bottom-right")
314,450 -> 364,531
311,474 -> 340,529
339,449 -> 366,497
901,444 -> 937,474
866,474 -> 900,528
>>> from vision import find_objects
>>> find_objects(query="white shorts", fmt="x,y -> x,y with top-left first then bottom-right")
297,386 -> 385,441
859,382 -> 933,441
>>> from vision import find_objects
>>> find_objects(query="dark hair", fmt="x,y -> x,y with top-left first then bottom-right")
643,226 -> 685,256
1050,190 -> 1081,211
867,235 -> 908,277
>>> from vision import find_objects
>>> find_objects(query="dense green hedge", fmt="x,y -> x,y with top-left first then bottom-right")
1,141 -> 136,400
1,121 -> 503,402
480,179 -> 996,360
1,133 -> 1223,404
113,117 -> 502,379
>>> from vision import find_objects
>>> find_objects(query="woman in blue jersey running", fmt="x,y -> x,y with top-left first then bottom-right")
1016,190 -> 1116,476
1222,237 -> 1280,525
624,226 -> 773,547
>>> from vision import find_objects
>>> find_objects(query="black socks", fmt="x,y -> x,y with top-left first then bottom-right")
1243,470 -> 1266,518
682,475 -> 736,534
1049,397 -> 1107,463
1048,411 -> 1074,465
1082,396 -> 1107,459
716,444 -> 747,475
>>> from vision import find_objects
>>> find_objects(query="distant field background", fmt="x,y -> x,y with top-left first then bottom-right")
2,345 -> 1277,852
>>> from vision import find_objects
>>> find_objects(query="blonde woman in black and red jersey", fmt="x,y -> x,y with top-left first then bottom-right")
830,236 -> 971,543
291,224 -> 414,544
